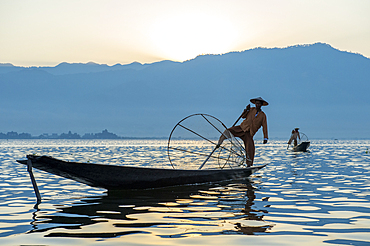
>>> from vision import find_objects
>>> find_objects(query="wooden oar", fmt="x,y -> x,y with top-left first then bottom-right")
198,105 -> 249,170
231,105 -> 249,127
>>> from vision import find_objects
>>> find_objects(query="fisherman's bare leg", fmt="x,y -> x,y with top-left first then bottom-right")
242,132 -> 255,166
246,135 -> 255,166
217,130 -> 231,147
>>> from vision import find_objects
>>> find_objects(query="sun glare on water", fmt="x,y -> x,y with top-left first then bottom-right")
149,13 -> 239,61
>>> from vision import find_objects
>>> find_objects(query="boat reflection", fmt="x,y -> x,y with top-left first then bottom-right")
29,179 -> 273,238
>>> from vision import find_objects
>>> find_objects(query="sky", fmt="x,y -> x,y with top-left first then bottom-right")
1,0 -> 370,67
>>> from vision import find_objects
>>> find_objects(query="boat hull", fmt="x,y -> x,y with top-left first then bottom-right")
17,155 -> 266,190
292,141 -> 310,152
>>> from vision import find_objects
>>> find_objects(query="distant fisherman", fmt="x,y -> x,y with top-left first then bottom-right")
217,97 -> 269,166
287,128 -> 300,149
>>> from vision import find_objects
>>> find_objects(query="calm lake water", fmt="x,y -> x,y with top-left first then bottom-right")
1,139 -> 370,246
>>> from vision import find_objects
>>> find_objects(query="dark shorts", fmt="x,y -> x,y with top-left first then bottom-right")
228,125 -> 255,165
228,126 -> 248,138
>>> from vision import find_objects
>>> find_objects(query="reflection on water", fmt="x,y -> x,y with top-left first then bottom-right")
1,139 -> 370,245
28,181 -> 271,239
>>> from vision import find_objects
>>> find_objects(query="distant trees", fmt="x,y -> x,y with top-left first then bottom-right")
0,131 -> 32,139
82,129 -> 120,139
59,131 -> 81,139
0,129 -> 122,139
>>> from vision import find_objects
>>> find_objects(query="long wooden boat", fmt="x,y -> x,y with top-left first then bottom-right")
292,141 -> 310,152
17,155 -> 266,190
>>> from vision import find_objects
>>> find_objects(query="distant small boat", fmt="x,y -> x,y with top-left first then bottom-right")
289,132 -> 310,152
292,141 -> 310,152
17,155 -> 267,190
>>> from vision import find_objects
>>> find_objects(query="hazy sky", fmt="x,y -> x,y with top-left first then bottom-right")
1,0 -> 369,67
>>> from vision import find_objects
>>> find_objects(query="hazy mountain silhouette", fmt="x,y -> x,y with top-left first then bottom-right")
0,61 -> 150,75
1,43 -> 369,139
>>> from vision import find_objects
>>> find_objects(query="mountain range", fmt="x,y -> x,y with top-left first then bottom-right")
1,43 -> 369,139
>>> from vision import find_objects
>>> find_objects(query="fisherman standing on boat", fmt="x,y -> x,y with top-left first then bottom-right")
287,128 -> 300,149
217,97 -> 269,166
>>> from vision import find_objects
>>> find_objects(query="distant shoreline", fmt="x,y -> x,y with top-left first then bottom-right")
0,129 -> 166,140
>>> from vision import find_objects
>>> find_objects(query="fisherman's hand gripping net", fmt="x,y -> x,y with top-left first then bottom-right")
167,114 -> 248,170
